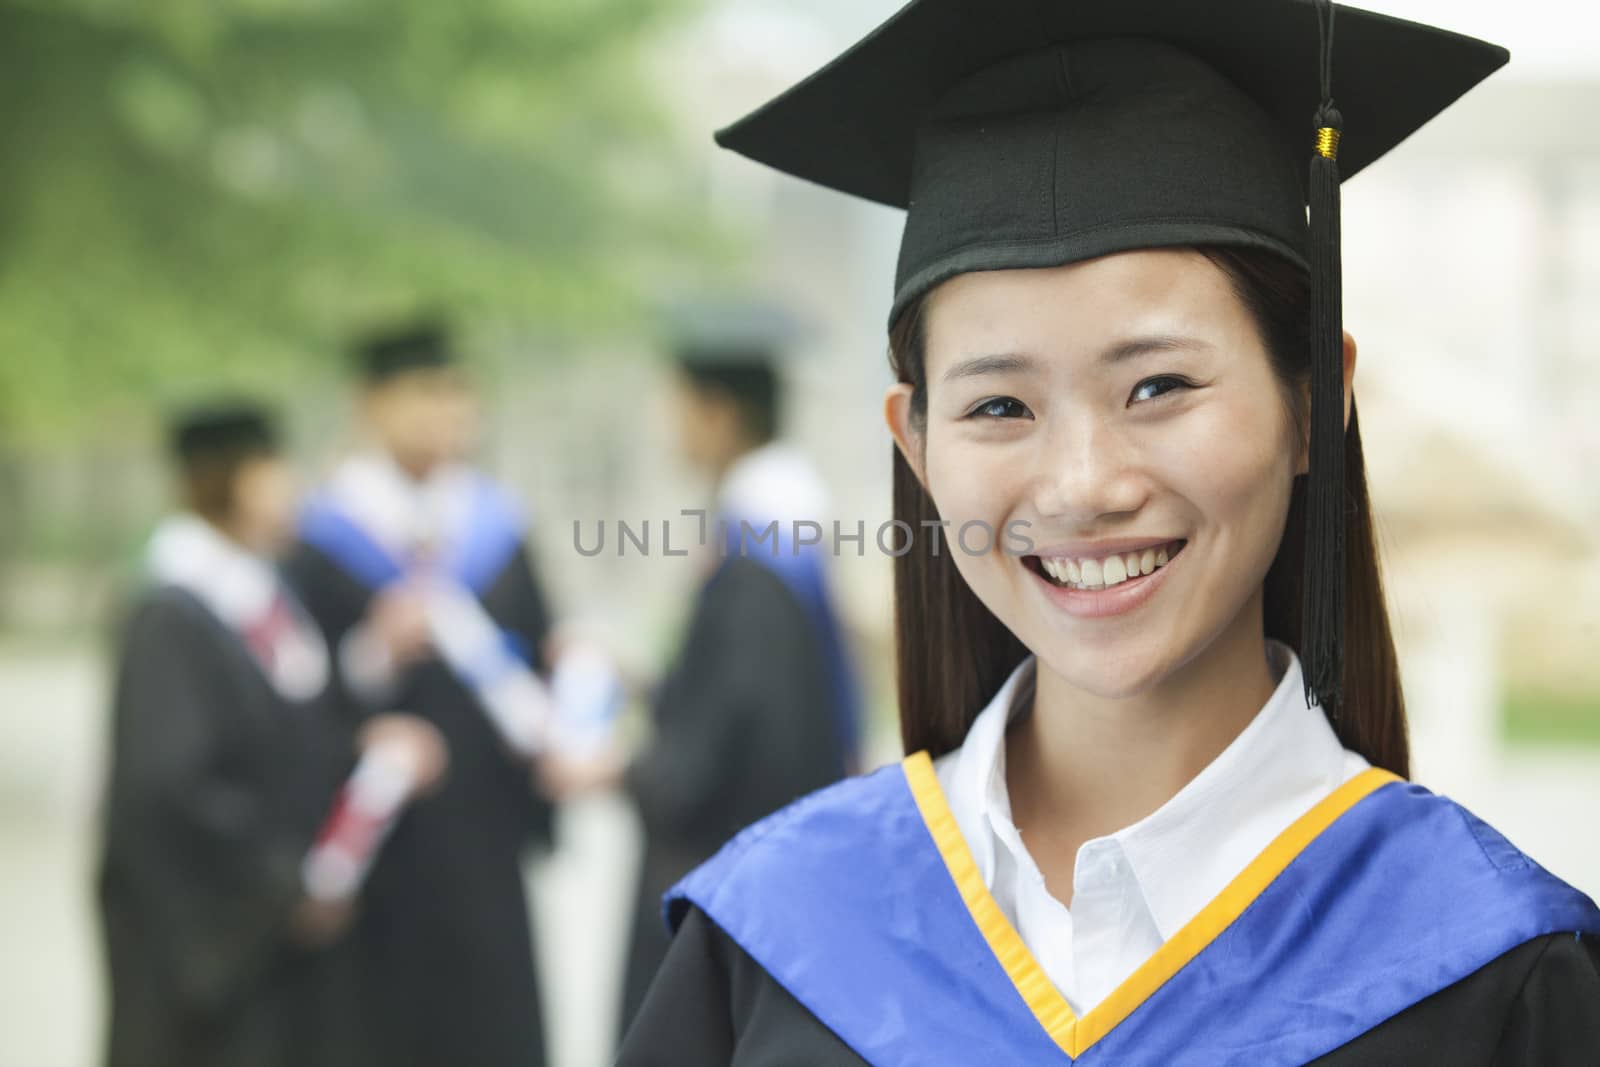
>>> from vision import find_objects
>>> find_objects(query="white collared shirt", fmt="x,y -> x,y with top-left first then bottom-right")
932,640 -> 1369,1015
323,451 -> 488,703
324,451 -> 481,564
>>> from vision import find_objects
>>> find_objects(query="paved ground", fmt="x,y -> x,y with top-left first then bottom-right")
0,641 -> 1595,1067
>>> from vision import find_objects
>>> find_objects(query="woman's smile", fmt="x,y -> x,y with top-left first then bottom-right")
1022,538 -> 1187,619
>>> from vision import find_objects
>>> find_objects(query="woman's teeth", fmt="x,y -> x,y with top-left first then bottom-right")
1038,542 -> 1180,591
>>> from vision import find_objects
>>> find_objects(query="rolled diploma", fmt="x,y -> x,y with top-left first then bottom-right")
301,740 -> 420,902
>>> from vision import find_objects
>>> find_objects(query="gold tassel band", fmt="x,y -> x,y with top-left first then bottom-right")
1315,126 -> 1341,160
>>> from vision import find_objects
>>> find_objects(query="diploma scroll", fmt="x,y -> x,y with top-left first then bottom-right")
301,740 -> 419,902
548,639 -> 626,758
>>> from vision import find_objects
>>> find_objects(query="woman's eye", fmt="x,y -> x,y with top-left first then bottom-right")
967,397 -> 1032,420
1129,375 -> 1192,404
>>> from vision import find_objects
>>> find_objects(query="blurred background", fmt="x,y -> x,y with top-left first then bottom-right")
0,1 -> 1596,1065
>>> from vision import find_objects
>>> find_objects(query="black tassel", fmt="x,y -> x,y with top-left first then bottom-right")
1303,0 -> 1344,716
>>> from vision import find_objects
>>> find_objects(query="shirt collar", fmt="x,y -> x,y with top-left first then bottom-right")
145,513 -> 331,701
941,654 -> 1035,881
939,640 -> 1364,939
716,440 -> 828,525
146,512 -> 279,625
329,450 -> 476,559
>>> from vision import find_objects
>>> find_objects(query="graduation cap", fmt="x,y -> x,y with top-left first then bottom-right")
169,401 -> 280,466
660,296 -> 810,367
713,0 -> 1508,713
350,319 -> 457,384
661,296 -> 811,442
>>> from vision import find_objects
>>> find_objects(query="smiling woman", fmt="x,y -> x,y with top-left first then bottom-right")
885,246 -> 1403,775
615,1 -> 1600,1064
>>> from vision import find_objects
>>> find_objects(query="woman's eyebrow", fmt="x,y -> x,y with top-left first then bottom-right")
1101,334 -> 1212,364
941,352 -> 1036,383
942,336 -> 1210,383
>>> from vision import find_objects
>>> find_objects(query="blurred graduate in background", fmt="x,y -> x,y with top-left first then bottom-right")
97,402 -> 445,1067
543,299 -> 863,1042
283,322 -> 561,1067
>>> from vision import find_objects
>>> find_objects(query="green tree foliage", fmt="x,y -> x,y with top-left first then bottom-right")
0,0 -> 712,445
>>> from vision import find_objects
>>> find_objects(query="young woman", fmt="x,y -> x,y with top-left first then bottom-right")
615,1 -> 1600,1064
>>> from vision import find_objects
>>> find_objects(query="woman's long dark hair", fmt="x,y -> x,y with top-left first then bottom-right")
888,247 -> 1409,777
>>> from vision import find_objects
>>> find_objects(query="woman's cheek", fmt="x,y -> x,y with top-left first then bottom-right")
1151,400 -> 1295,561
924,434 -> 1018,531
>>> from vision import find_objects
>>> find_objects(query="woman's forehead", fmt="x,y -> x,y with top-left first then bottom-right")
923,249 -> 1247,368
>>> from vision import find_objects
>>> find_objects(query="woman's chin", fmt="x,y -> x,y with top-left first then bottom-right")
1033,649 -> 1174,703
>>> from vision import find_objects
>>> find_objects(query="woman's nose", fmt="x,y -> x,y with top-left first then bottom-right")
1029,416 -> 1148,523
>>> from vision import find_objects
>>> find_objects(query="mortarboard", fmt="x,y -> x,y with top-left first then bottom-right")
169,401 -> 280,466
711,0 -> 1508,713
351,319 -> 457,384
660,296 -> 810,368
661,296 -> 810,442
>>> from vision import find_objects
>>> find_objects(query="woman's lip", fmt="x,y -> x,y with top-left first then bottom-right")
1026,542 -> 1184,619
1028,536 -> 1182,560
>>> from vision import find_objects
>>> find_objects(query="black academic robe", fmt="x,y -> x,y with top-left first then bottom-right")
282,538 -> 555,1067
622,909 -> 1600,1066
98,585 -> 364,1067
617,756 -> 1600,1066
618,557 -> 849,1037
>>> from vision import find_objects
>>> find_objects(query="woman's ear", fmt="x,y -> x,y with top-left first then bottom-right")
1341,329 -> 1358,430
884,383 -> 929,491
1294,329 -> 1360,477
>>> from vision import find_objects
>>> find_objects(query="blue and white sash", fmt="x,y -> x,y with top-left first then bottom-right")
668,757 -> 1600,1065
299,458 -> 555,755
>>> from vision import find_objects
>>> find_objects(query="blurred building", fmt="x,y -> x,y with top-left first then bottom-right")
1344,78 -> 1600,765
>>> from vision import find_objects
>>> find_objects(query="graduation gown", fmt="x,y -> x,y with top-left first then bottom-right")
618,755 -> 1600,1065
618,555 -> 854,1034
98,585 -> 364,1067
283,470 -> 555,1067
